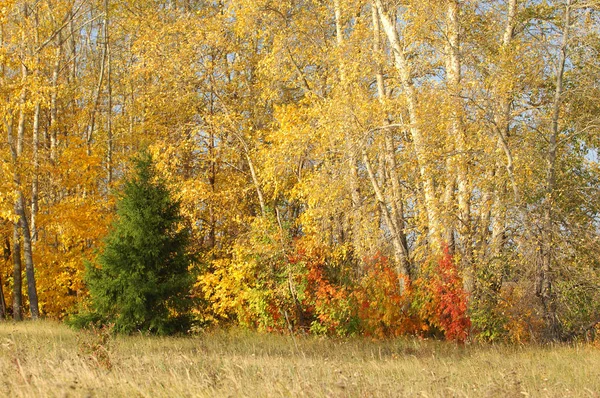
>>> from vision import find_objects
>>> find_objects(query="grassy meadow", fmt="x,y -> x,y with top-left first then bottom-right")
0,321 -> 599,397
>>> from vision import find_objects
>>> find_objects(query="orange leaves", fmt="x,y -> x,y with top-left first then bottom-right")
302,247 -> 352,334
353,253 -> 416,338
415,246 -> 471,343
203,234 -> 472,341
432,247 -> 471,342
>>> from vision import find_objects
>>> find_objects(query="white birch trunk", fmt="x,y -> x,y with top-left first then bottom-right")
370,5 -> 410,275
373,0 -> 443,250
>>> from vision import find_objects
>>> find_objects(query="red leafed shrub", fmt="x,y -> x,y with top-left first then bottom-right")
287,241 -> 355,335
240,235 -> 471,341
305,257 -> 352,333
426,245 -> 471,342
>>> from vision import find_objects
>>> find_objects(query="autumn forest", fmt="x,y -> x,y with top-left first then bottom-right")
1,0 -> 599,342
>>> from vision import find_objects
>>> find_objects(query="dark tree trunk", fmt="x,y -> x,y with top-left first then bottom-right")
12,223 -> 22,321
18,193 -> 40,319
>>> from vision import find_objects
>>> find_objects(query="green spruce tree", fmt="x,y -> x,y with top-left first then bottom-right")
73,151 -> 194,334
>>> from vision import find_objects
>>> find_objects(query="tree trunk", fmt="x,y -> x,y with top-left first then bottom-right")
5,115 -> 21,322
493,0 -> 520,203
208,131 -> 216,250
362,149 -> 410,279
246,152 -> 267,217
18,193 -> 40,319
10,2 -> 29,321
10,1 -> 40,320
0,271 -> 6,319
479,0 -> 518,271
370,5 -> 410,276
334,0 -> 345,81
50,40 -> 61,162
539,0 -> 571,340
335,0 -> 363,260
373,0 -> 443,250
31,102 -> 40,242
30,0 -> 41,242
12,224 -> 22,321
444,0 -> 472,291
69,8 -> 77,82
0,238 -> 9,319
105,0 -> 113,186
87,11 -> 109,155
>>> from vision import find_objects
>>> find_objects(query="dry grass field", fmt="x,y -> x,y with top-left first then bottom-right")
0,321 -> 599,397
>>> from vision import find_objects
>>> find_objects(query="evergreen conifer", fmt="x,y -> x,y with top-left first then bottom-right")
73,152 -> 194,334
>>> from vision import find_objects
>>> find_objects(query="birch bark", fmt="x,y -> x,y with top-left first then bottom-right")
367,5 -> 410,275
373,0 -> 443,250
